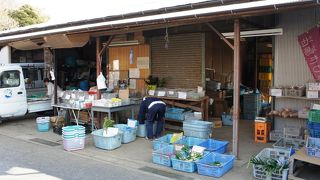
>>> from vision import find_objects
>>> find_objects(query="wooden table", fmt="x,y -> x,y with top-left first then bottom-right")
289,148 -> 320,180
153,96 -> 209,120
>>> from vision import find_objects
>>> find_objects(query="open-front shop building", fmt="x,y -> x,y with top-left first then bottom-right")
0,1 -> 320,179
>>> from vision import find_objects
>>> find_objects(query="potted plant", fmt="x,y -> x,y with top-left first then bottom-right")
145,75 -> 159,90
103,117 -> 115,136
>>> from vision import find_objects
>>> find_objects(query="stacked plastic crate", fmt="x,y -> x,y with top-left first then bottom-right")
259,54 -> 272,102
306,110 -> 320,158
243,93 -> 261,120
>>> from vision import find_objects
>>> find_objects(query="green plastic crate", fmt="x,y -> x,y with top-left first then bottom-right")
309,110 -> 320,123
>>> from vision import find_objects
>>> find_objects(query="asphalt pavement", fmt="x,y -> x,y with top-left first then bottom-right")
0,134 -> 166,180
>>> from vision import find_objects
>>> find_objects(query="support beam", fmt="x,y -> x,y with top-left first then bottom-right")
96,37 -> 101,100
99,35 -> 114,57
206,23 -> 234,50
232,18 -> 240,159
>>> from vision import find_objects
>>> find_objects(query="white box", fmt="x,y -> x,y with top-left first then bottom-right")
270,88 -> 283,97
307,90 -> 320,98
308,82 -> 320,91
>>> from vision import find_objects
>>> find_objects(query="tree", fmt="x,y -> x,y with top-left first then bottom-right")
0,0 -> 18,30
8,4 -> 48,27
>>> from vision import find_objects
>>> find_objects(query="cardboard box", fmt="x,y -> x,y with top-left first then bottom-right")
308,82 -> 320,91
307,90 -> 320,98
269,88 -> 283,97
210,118 -> 222,128
79,111 -> 90,122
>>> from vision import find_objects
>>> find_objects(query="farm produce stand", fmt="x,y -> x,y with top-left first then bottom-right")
289,148 -> 320,180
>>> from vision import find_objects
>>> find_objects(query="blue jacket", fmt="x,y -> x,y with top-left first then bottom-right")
138,97 -> 162,122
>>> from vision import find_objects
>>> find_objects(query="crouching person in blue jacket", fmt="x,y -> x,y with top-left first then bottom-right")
138,97 -> 166,140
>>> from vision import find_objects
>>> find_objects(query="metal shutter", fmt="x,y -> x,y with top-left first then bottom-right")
151,33 -> 203,88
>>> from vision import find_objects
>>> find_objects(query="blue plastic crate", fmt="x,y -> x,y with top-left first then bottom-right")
136,122 -> 157,137
183,128 -> 212,139
171,157 -> 198,173
114,124 -> 137,143
152,145 -> 176,167
308,122 -> 320,138
196,152 -> 235,177
91,129 -> 122,150
165,108 -> 186,121
37,122 -> 50,132
183,120 -> 213,130
153,134 -> 174,150
221,114 -> 233,126
306,137 -> 320,158
198,139 -> 229,153
176,136 -> 206,147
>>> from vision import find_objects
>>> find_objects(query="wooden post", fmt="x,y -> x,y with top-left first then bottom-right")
232,19 -> 240,159
96,37 -> 101,100
53,49 -> 58,115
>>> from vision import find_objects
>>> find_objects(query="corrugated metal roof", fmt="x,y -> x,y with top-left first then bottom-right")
0,0 -> 318,45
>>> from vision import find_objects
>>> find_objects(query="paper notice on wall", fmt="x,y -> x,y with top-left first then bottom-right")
137,57 -> 150,69
178,92 -> 187,99
129,68 -> 140,78
129,79 -> 136,89
113,60 -> 119,70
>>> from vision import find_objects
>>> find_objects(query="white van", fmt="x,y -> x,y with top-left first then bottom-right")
0,64 -> 52,121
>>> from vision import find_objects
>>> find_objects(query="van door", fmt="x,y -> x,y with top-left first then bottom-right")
0,69 -> 27,117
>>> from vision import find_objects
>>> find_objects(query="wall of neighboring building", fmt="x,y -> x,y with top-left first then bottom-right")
151,33 -> 204,89
274,7 -> 320,129
0,46 -> 11,64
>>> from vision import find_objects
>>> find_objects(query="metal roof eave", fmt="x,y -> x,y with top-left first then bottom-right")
0,0 -> 318,46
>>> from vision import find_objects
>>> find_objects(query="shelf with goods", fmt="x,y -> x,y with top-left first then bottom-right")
258,54 -> 273,102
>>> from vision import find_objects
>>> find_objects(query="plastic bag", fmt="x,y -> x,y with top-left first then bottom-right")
96,72 -> 107,90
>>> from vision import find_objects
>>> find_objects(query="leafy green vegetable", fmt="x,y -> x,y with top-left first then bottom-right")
212,161 -> 222,166
175,145 -> 203,162
248,156 -> 289,175
103,117 -> 115,129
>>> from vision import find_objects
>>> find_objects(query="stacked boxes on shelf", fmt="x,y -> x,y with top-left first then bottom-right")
307,82 -> 320,98
243,93 -> 261,120
306,110 -> 320,157
259,54 -> 272,101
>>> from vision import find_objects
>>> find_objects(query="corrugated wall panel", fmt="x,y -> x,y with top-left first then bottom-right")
274,8 -> 320,130
275,8 -> 320,86
151,33 -> 203,88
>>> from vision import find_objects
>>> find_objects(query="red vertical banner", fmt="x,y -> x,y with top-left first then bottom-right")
298,26 -> 320,80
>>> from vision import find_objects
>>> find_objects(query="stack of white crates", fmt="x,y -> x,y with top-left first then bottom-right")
307,82 -> 320,98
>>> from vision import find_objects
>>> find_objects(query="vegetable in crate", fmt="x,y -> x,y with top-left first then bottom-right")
212,161 -> 222,167
248,156 -> 289,175
103,117 -> 115,129
175,145 -> 203,162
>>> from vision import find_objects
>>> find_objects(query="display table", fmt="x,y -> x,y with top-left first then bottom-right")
289,148 -> 320,180
152,96 -> 209,120
52,104 -> 92,126
90,103 -> 137,130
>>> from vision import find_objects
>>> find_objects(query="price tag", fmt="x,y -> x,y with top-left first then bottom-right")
168,91 -> 174,95
192,145 -> 206,154
174,144 -> 184,151
178,92 -> 187,99
65,94 -> 71,100
127,119 -> 137,128
157,91 -> 165,97
149,90 -> 155,96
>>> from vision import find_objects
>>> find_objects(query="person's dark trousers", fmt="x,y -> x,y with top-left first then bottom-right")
146,104 -> 166,139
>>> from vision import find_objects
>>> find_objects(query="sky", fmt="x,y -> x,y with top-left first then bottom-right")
16,0 -> 208,24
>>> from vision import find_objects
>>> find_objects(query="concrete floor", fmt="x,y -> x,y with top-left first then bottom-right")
0,115 -> 274,180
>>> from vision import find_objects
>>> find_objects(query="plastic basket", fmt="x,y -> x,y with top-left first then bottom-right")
221,114 -> 232,126
283,126 -> 301,137
91,129 -> 122,150
272,137 -> 305,154
63,137 -> 85,151
269,130 -> 283,142
252,148 -> 290,180
176,136 -> 206,147
198,139 -> 229,153
183,128 -> 212,139
153,134 -> 174,150
306,136 -> 320,158
196,152 -> 235,177
308,122 -> 320,138
183,120 -> 213,130
171,157 -> 198,173
37,122 -> 50,132
165,108 -> 186,121
114,124 -> 137,143
152,145 -> 176,167
136,122 -> 157,137
309,110 -> 320,123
